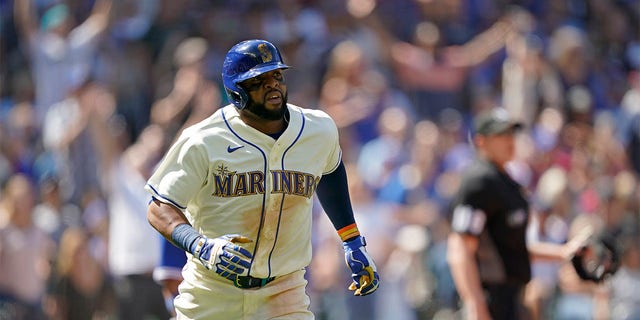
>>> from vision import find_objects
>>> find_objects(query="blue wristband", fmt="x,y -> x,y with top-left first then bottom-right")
170,223 -> 202,254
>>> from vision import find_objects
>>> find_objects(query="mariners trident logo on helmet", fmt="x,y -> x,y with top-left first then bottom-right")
222,39 -> 290,109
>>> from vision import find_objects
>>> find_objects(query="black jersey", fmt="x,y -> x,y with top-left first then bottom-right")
450,158 -> 531,286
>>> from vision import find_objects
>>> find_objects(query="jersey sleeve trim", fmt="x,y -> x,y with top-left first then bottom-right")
451,204 -> 486,235
323,149 -> 342,174
146,183 -> 187,210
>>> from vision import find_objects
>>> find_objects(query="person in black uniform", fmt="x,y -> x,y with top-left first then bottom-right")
446,108 -> 589,320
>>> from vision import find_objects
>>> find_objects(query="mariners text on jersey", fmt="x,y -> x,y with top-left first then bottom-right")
212,163 -> 320,199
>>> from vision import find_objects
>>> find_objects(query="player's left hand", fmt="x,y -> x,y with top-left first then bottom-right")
343,236 -> 380,296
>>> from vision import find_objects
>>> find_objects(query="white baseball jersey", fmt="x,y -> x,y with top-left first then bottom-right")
145,103 -> 341,280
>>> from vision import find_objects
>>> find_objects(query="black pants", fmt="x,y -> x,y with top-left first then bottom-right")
113,274 -> 171,320
483,283 -> 529,320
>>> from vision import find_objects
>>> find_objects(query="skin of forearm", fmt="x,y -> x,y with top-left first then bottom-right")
527,241 -> 569,261
447,234 -> 488,314
528,226 -> 593,261
147,199 -> 190,240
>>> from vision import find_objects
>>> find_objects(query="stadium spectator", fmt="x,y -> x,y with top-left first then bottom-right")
13,0 -> 112,125
0,173 -> 55,319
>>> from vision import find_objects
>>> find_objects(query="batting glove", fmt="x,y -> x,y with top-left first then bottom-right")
194,234 -> 253,281
343,236 -> 380,296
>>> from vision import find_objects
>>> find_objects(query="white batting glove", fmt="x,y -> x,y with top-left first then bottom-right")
194,234 -> 253,280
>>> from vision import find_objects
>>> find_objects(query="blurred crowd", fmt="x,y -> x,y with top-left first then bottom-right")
0,0 -> 639,319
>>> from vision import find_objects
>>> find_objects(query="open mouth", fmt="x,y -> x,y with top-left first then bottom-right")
266,91 -> 282,105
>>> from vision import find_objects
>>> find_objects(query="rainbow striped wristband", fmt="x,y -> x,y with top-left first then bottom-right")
337,223 -> 360,242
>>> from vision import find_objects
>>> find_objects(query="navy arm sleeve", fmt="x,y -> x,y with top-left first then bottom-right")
315,161 -> 356,230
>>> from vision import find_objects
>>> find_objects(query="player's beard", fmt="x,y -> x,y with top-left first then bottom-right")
245,91 -> 288,121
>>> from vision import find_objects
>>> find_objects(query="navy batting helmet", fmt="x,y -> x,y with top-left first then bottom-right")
222,39 -> 290,109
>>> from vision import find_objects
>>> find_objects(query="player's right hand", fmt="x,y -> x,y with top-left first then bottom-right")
194,234 -> 253,280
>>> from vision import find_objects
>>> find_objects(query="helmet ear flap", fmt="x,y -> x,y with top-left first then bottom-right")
225,86 -> 249,110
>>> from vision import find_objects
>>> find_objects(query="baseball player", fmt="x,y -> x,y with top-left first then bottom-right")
146,39 -> 379,319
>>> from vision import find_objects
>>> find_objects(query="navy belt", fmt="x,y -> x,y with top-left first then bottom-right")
233,275 -> 276,289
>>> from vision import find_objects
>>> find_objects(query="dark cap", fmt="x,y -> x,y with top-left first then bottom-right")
473,108 -> 523,136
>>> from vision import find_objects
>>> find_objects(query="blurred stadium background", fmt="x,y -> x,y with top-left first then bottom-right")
0,0 -> 640,319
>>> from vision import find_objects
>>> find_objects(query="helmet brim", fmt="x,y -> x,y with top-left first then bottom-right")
234,62 -> 290,84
